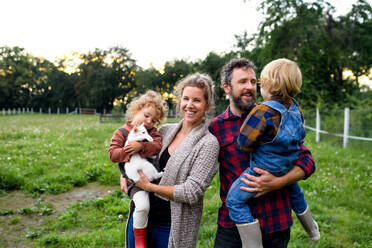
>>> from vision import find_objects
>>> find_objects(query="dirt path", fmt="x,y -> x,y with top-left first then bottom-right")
0,183 -> 120,248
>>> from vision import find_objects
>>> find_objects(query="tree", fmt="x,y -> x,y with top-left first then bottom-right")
197,52 -> 237,113
75,46 -> 137,112
339,0 -> 372,85
157,59 -> 195,110
0,46 -> 38,108
235,0 -> 371,108
0,46 -> 77,110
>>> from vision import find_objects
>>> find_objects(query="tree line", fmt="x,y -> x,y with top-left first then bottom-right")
0,0 -> 371,114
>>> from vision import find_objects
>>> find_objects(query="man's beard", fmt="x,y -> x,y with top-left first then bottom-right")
231,94 -> 256,113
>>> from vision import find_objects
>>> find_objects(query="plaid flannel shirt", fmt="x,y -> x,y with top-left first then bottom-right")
209,103 -> 315,234
238,96 -> 304,152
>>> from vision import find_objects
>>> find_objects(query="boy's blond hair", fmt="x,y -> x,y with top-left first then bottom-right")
125,90 -> 168,126
260,58 -> 302,98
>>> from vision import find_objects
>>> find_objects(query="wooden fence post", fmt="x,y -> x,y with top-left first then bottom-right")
316,108 -> 320,143
343,107 -> 350,148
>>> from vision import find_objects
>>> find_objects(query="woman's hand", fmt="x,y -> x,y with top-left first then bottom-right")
124,141 -> 142,156
135,170 -> 153,192
120,175 -> 128,194
239,167 -> 284,197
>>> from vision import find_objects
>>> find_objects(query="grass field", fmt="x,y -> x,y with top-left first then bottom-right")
0,114 -> 371,247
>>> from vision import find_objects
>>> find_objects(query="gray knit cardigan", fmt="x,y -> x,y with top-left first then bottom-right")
157,120 -> 219,248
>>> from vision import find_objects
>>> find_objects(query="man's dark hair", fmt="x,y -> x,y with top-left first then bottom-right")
220,58 -> 257,86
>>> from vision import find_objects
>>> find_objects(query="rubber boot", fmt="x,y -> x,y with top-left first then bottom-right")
296,207 -> 320,241
236,219 -> 263,248
134,227 -> 147,248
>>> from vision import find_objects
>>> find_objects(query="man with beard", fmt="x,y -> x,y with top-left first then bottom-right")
209,58 -> 315,248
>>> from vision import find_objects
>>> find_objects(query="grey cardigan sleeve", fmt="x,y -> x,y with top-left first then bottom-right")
173,135 -> 219,205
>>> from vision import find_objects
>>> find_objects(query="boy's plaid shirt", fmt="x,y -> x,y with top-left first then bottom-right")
237,96 -> 303,152
209,105 -> 315,234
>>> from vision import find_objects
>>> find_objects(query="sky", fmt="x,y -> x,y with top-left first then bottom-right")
1,0 -> 369,70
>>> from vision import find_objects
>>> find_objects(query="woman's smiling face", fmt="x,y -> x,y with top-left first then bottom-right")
180,86 -> 209,127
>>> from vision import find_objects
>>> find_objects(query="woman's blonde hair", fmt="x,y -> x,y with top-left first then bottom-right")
125,90 -> 168,125
260,58 -> 302,98
175,73 -> 215,118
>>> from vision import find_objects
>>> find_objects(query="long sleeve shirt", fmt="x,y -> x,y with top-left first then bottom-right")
238,95 -> 303,152
108,121 -> 162,163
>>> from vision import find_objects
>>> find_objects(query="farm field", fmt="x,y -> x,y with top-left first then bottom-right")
0,114 -> 371,248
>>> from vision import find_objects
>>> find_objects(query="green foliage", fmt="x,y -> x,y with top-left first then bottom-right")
0,115 -> 371,247
0,46 -> 77,110
26,231 -> 41,239
339,0 -> 372,79
1,198 -> 55,216
0,115 -> 119,194
33,190 -> 128,247
0,46 -> 40,108
75,47 -> 137,113
0,209 -> 15,215
0,46 -> 137,113
234,0 -> 372,109
197,51 -> 236,114
2,0 -> 371,112
0,165 -> 24,190
10,216 -> 20,224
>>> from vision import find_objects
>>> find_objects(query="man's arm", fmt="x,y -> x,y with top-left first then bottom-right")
240,166 -> 305,197
240,143 -> 315,197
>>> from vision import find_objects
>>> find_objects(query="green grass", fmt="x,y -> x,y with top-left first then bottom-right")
0,114 -> 371,247
0,114 -> 119,195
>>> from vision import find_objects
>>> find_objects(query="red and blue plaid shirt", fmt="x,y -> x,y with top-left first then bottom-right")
209,105 -> 315,234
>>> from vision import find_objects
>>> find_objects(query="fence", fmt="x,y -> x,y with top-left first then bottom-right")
1,107 -> 97,115
3,106 -> 371,148
303,108 -> 372,148
99,113 -> 125,123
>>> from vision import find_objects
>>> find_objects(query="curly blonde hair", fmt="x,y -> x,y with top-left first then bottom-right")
125,90 -> 168,126
260,58 -> 302,99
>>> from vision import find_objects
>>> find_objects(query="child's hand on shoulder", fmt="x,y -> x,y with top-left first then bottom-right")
124,141 -> 143,155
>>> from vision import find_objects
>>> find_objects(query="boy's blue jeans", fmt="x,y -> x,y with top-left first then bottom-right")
226,167 -> 307,224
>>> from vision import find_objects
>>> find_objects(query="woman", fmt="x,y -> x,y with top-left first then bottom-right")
122,73 -> 220,248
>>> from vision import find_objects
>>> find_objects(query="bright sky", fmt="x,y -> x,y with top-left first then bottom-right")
1,0 -> 369,70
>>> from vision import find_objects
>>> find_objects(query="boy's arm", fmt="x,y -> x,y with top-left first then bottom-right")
240,142 -> 315,197
138,128 -> 162,158
238,106 -> 266,153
